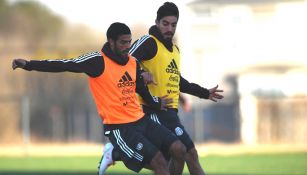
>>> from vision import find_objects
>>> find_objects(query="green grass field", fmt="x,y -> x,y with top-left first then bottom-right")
0,152 -> 307,175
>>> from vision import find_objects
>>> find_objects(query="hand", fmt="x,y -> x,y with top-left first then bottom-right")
208,85 -> 224,102
160,95 -> 173,111
12,59 -> 27,70
141,71 -> 157,85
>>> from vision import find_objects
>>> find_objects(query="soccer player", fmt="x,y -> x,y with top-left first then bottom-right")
100,2 -> 224,175
12,22 -> 187,175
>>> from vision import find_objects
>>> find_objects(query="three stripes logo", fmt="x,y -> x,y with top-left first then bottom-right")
166,59 -> 180,75
117,71 -> 136,88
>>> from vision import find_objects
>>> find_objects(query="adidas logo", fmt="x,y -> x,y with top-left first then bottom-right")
117,71 -> 136,88
166,59 -> 180,75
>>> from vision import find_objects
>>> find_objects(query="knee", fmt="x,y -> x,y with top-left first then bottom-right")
150,151 -> 168,170
169,140 -> 186,159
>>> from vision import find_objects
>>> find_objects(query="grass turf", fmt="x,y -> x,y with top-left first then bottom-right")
0,152 -> 307,175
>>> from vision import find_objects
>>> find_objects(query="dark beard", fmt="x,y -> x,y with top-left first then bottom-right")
163,32 -> 174,40
149,25 -> 174,51
114,49 -> 128,59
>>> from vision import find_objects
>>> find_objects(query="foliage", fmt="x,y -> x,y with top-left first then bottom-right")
0,0 -> 64,52
0,0 -> 101,143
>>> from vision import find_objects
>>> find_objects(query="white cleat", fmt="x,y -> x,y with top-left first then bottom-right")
98,142 -> 115,175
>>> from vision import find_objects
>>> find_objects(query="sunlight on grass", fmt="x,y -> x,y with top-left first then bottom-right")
1,152 -> 307,175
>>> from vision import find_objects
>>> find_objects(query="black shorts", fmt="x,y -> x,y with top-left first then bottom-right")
104,116 -> 177,172
143,106 -> 195,154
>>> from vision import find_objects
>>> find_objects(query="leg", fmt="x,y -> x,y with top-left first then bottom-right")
105,118 -> 175,174
150,151 -> 170,175
185,147 -> 205,175
101,141 -> 166,167
142,115 -> 186,175
142,107 -> 186,175
98,143 -> 115,175
159,109 -> 205,175
168,140 -> 186,175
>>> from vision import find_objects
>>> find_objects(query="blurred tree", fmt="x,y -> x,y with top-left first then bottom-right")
1,0 -> 146,143
0,0 -> 101,143
0,0 -> 9,31
8,1 -> 64,52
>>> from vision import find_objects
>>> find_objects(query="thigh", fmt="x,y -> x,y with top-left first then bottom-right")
157,109 -> 195,151
141,113 -> 179,160
143,106 -> 194,153
144,116 -> 178,150
107,126 -> 158,173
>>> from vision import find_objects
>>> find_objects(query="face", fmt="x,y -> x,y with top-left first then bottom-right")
156,16 -> 178,40
109,34 -> 132,58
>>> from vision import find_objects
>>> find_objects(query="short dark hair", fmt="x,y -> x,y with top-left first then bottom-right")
156,2 -> 179,21
106,22 -> 131,41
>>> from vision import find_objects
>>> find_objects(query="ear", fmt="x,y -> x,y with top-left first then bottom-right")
155,19 -> 159,26
108,38 -> 115,47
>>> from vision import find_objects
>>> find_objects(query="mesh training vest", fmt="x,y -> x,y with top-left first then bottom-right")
89,51 -> 144,124
139,36 -> 180,108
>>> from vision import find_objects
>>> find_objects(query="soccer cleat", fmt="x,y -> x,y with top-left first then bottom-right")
98,142 -> 115,175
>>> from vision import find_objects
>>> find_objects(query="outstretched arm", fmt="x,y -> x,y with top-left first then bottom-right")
12,51 -> 104,78
180,76 -> 223,102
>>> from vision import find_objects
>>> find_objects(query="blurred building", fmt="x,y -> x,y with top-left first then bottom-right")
239,65 -> 307,144
178,0 -> 307,144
